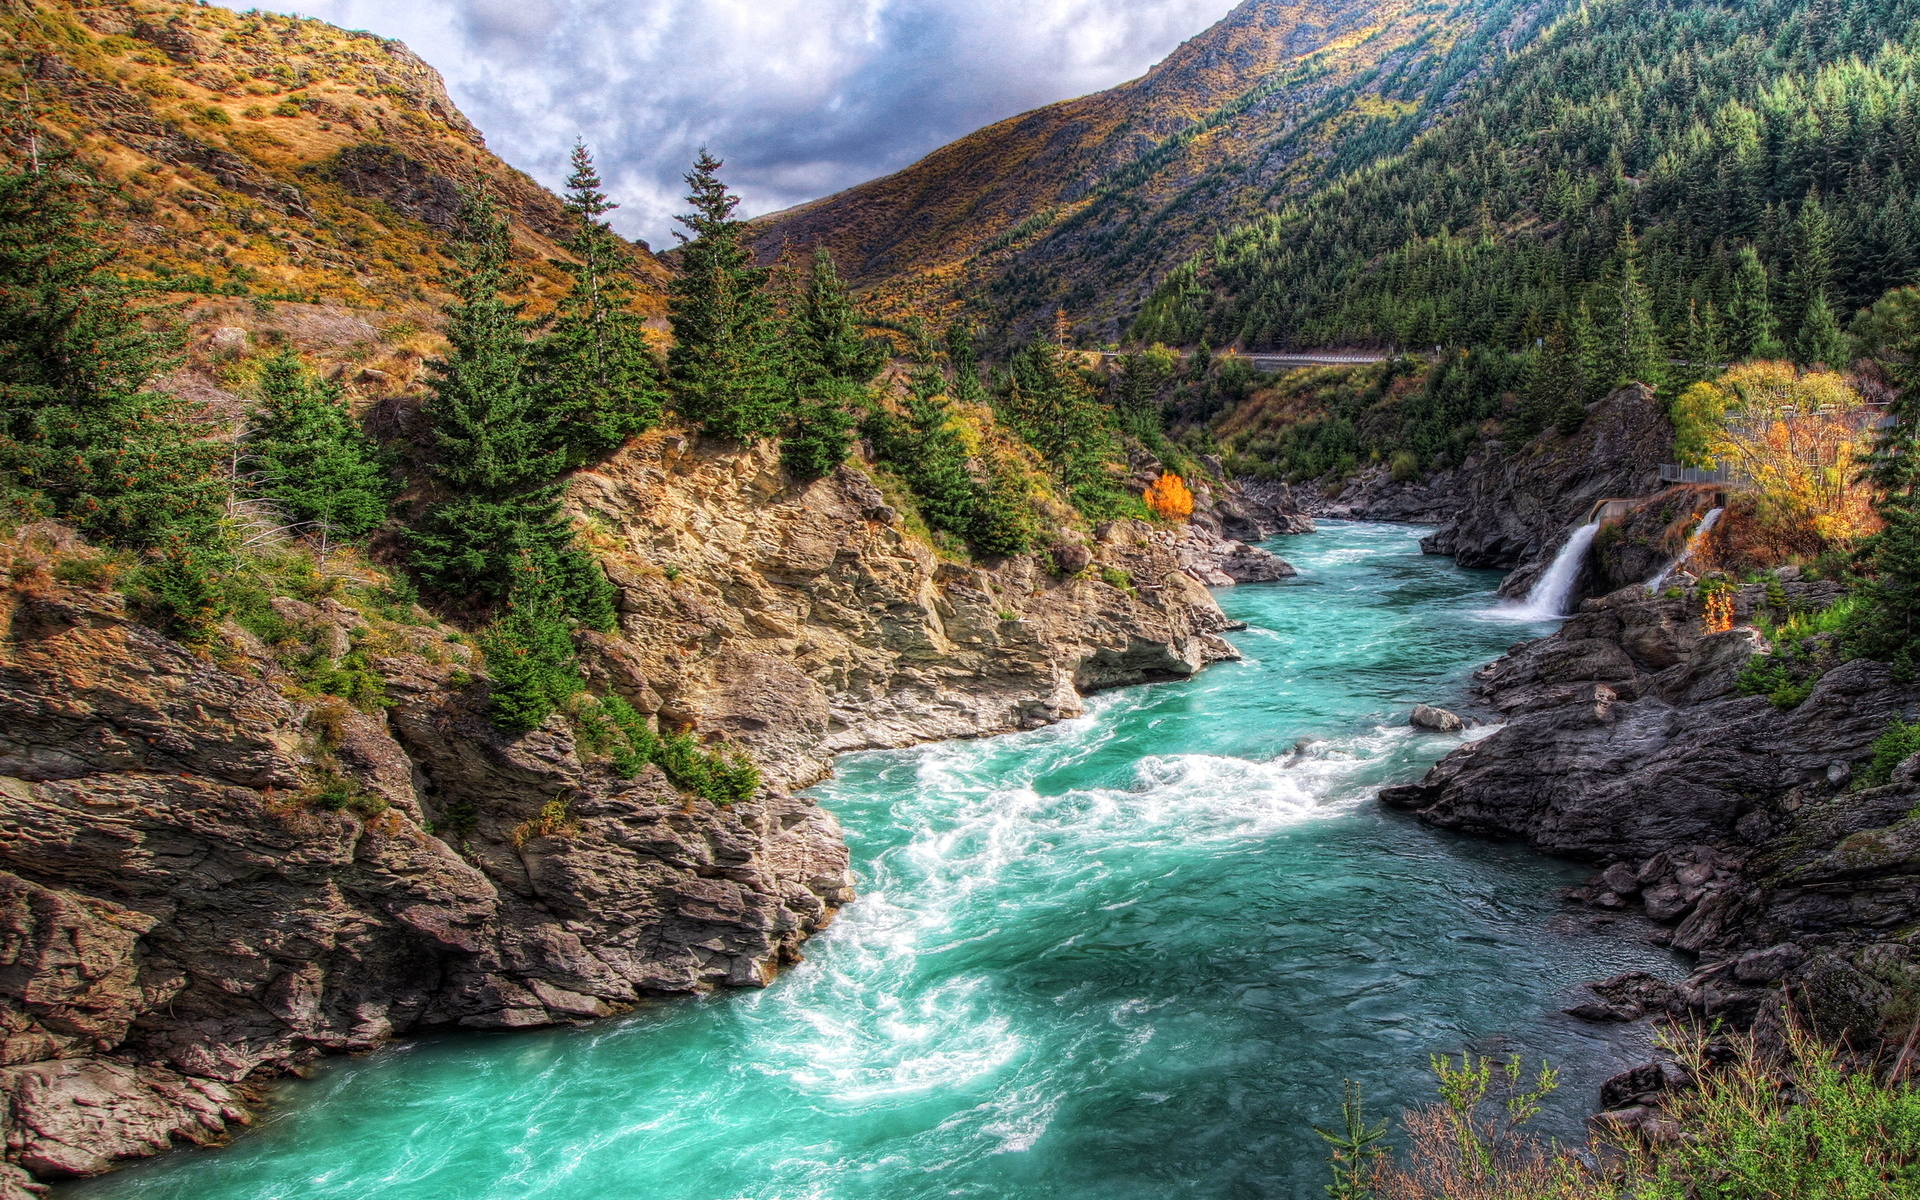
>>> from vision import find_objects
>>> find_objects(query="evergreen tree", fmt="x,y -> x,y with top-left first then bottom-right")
1681,299 -> 1727,385
944,321 -> 989,405
668,153 -> 788,443
0,160 -> 224,552
1004,335 -> 1115,505
1728,246 -> 1785,360
782,249 -> 884,480
1607,225 -> 1665,390
1847,326 -> 1920,678
479,555 -> 585,732
1787,193 -> 1839,359
409,189 -> 613,629
536,143 -> 666,459
1522,321 -> 1586,437
248,349 -> 393,541
1796,289 -> 1850,369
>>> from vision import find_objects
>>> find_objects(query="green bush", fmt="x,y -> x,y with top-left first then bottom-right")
1859,718 -> 1920,790
598,695 -> 760,805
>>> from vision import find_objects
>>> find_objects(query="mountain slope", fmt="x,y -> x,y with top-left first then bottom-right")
1144,0 -> 1920,353
4,0 -> 668,313
751,0 -> 1564,341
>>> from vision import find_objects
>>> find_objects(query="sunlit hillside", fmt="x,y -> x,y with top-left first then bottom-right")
750,0 -> 1562,342
3,0 -> 670,313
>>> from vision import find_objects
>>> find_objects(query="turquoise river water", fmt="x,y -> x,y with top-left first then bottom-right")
71,521 -> 1680,1200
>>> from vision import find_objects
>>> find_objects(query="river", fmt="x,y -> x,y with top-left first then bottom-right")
70,521 -> 1680,1200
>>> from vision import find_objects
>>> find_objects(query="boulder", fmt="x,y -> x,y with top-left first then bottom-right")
1409,704 -> 1465,732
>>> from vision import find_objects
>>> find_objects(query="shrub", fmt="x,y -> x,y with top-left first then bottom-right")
1143,471 -> 1195,521
1859,718 -> 1920,789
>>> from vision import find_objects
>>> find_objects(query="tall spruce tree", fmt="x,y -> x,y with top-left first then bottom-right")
1003,335 -> 1114,505
1681,299 -> 1727,385
1607,226 -> 1665,391
1728,246 -> 1785,360
536,143 -> 666,459
410,189 -> 613,630
782,248 -> 885,480
0,160 -> 224,553
1523,320 -> 1586,437
248,349 -> 393,541
668,153 -> 788,443
1846,326 -> 1920,678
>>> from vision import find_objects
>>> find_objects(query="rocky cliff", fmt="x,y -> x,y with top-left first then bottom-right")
1382,578 -> 1920,1116
1418,384 -> 1674,595
0,432 -> 1266,1193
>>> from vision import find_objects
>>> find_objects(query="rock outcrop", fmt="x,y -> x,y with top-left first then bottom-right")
0,434 -> 1256,1191
1420,385 -> 1674,595
1382,578 -> 1920,1062
565,434 -> 1247,788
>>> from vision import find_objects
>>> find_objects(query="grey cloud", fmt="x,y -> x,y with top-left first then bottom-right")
262,0 -> 1237,246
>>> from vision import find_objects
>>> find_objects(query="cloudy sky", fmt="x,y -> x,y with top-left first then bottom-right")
259,0 -> 1240,247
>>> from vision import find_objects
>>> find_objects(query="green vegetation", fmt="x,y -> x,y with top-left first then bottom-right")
247,349 -> 394,541
536,143 -> 667,460
0,157 -> 230,636
782,249 -> 887,480
597,695 -> 760,805
1145,0 -> 1920,364
668,152 -> 789,444
1859,718 -> 1920,789
1330,1020 -> 1920,1198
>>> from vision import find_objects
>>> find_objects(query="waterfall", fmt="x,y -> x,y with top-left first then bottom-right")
1488,522 -> 1600,621
1646,507 -> 1724,593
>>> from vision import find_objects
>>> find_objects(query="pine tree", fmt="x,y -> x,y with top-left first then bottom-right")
480,555 -> 586,732
410,189 -> 613,629
535,143 -> 666,460
668,153 -> 788,443
1681,299 -> 1727,385
248,349 -> 393,541
944,321 -> 989,405
1523,321 -> 1585,437
1787,193 -> 1838,358
1796,289 -> 1850,369
1847,324 -> 1920,678
782,249 -> 884,480
0,160 -> 224,552
1608,225 -> 1665,390
1727,246 -> 1785,360
1004,335 -> 1114,505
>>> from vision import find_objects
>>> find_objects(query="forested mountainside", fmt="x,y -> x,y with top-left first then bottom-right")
1141,0 -> 1920,357
0,0 -> 668,312
750,0 -> 1563,341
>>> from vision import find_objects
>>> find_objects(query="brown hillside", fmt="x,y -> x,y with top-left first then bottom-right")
0,0 -> 670,313
751,0 -> 1557,342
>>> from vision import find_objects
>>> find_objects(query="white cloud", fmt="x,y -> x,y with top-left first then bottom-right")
250,0 -> 1239,246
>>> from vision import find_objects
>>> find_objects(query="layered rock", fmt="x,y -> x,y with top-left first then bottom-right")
565,434 -> 1246,787
1382,579 -> 1920,1062
0,435 -> 1254,1190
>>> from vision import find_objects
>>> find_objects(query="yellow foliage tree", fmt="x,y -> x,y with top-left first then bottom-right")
1143,472 -> 1195,521
1676,362 -> 1880,548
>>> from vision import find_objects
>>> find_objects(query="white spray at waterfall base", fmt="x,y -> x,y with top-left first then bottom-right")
1484,522 -> 1600,621
1647,507 -> 1724,593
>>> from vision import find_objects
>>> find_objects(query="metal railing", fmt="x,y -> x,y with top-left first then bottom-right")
1657,464 -> 1744,485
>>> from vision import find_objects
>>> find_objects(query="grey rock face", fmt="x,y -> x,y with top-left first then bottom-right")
1383,579 -> 1920,1058
1419,385 -> 1674,597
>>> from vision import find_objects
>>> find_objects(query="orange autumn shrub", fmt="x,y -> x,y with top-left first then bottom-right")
1144,472 -> 1195,521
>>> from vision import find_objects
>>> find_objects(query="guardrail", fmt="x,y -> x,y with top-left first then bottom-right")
1657,464 -> 1743,485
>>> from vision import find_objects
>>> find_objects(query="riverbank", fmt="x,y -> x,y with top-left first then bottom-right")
69,522 -> 1681,1200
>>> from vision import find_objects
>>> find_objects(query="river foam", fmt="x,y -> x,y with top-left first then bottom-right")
73,522 -> 1680,1200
